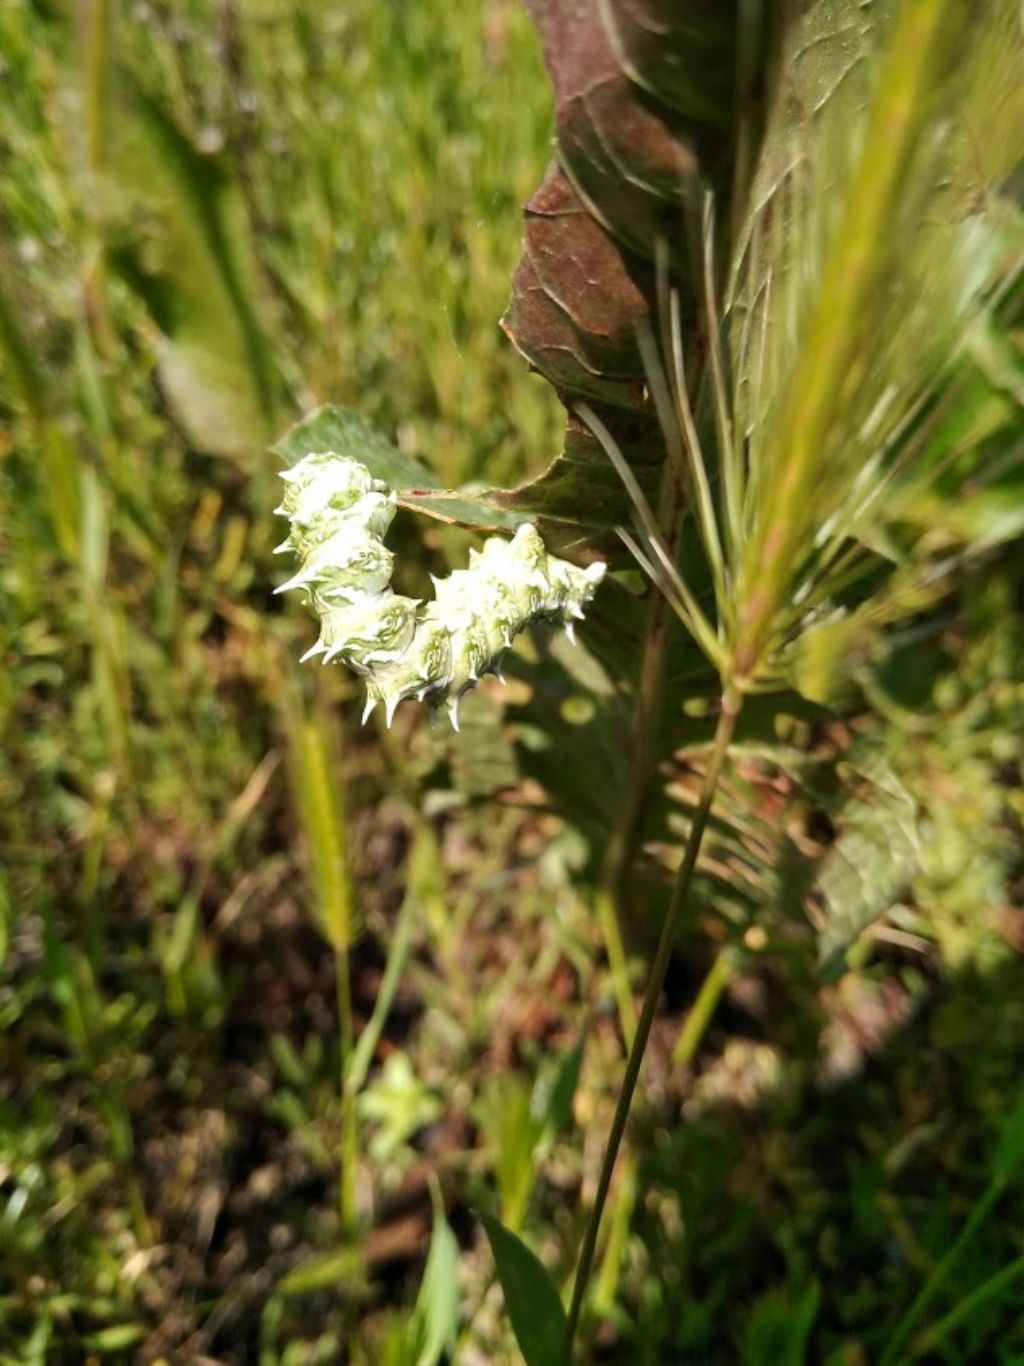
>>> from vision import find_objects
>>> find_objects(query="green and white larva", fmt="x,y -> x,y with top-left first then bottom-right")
274,451 -> 605,728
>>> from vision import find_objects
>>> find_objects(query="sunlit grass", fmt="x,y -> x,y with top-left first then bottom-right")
0,1 -> 1021,1361
0,1 -> 556,1351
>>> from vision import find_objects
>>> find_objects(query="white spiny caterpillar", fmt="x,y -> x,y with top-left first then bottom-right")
275,451 -> 606,728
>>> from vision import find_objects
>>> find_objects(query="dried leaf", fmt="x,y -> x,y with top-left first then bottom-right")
502,0 -> 785,537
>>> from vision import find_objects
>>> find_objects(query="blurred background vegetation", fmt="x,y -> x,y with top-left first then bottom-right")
0,1 -> 1022,1362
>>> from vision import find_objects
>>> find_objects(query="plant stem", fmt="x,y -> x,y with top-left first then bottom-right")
602,418 -> 690,925
336,948 -> 358,1233
124,1168 -> 154,1247
85,0 -> 112,176
347,873 -> 417,1096
672,945 -> 735,1068
82,0 -> 117,356
594,887 -> 637,1050
561,685 -> 741,1363
591,1151 -> 637,1317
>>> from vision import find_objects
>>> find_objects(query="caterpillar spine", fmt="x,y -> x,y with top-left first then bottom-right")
275,451 -> 605,728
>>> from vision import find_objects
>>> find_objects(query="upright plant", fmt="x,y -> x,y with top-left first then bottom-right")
272,0 -> 1023,1358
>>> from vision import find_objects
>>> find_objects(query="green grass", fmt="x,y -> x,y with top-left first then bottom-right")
1,2 -> 1022,1362
0,0 -> 558,1033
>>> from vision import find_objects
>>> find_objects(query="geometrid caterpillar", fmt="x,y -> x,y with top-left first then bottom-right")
275,451 -> 606,728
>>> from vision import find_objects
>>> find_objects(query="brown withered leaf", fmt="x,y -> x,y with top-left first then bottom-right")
525,0 -> 736,254
503,165 -> 649,407
502,0 -> 784,541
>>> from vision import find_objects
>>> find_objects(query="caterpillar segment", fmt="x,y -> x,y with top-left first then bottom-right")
275,450 -> 605,727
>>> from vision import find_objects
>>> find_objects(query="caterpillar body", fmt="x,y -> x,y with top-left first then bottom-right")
275,451 -> 605,728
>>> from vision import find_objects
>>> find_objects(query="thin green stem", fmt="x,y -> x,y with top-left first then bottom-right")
455,1267 -> 497,1361
589,378 -> 695,931
336,949 -> 358,1234
124,1169 -> 154,1247
672,946 -> 735,1068
561,687 -> 741,1364
85,0 -> 112,175
82,0 -> 117,356
591,1151 -> 637,1316
594,888 -> 637,1050
348,877 -> 417,1094
881,1176 -> 1005,1365
336,820 -> 426,1236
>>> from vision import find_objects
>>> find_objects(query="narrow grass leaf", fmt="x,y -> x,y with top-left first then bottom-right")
107,84 -> 279,455
993,1094 -> 1024,1185
912,1254 -> 1024,1358
347,856 -> 417,1094
277,1248 -> 365,1297
0,279 -> 81,559
80,1324 -> 147,1354
530,1035 -> 584,1143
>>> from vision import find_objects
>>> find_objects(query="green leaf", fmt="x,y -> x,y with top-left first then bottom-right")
481,1076 -> 543,1234
654,714 -> 925,975
272,403 -> 435,482
413,1205 -> 460,1366
272,404 -> 527,531
480,1213 -> 567,1366
814,755 -> 919,969
358,1052 -> 443,1163
269,1033 -> 309,1090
